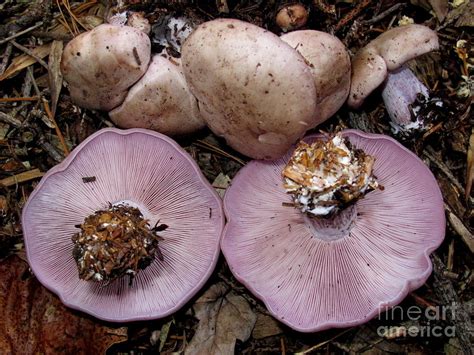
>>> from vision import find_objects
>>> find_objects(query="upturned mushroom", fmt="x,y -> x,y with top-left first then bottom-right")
221,130 -> 445,332
280,30 -> 351,123
347,24 -> 439,131
181,18 -> 320,160
61,24 -> 151,111
22,128 -> 224,321
109,55 -> 205,136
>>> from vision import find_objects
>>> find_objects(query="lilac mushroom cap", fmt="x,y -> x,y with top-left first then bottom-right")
61,24 -> 151,111
221,130 -> 445,332
280,30 -> 351,123
181,18 -> 319,160
109,55 -> 205,136
347,24 -> 438,109
22,128 -> 224,322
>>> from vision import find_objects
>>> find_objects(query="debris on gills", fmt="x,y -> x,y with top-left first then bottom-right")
282,134 -> 380,216
72,204 -> 166,284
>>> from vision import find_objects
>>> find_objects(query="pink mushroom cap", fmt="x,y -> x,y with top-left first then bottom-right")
348,24 -> 439,109
221,130 -> 445,332
22,128 -> 224,322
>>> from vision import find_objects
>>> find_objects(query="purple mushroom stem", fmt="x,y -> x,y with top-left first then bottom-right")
382,66 -> 430,132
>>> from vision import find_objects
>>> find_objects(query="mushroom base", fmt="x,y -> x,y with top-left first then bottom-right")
72,203 -> 166,283
303,204 -> 357,242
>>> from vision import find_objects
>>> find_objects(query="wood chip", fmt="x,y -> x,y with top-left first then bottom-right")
0,169 -> 44,187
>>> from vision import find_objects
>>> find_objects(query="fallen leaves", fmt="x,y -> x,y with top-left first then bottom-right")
0,256 -> 127,354
186,282 -> 256,355
0,43 -> 51,81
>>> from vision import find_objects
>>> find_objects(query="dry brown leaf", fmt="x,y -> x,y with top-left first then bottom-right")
186,282 -> 257,355
48,40 -> 64,118
0,43 -> 51,81
455,1 -> 474,27
252,312 -> 283,340
0,256 -> 128,354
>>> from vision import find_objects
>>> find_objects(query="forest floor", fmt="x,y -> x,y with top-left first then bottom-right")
0,0 -> 472,354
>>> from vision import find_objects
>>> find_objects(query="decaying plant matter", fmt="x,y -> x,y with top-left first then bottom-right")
72,204 -> 166,284
283,134 -> 380,216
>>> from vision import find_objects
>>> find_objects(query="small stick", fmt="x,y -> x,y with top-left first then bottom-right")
0,169 -> 44,187
0,96 -> 39,103
10,40 -> 49,70
335,0 -> 372,31
0,42 -> 13,76
31,30 -> 72,41
42,98 -> 70,155
445,203 -> 474,254
194,140 -> 245,165
424,146 -> 465,196
361,3 -> 406,25
0,111 -> 23,127
0,21 -> 44,45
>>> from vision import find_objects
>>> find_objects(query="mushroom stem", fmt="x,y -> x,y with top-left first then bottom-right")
303,204 -> 357,242
381,66 -> 432,133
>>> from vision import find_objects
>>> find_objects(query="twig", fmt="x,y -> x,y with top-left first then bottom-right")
0,169 -> 44,187
445,203 -> 474,254
295,328 -> 354,354
42,98 -> 70,155
361,3 -> 406,25
56,0 -> 75,37
38,140 -> 64,163
0,21 -> 43,45
10,40 -> 49,70
335,0 -> 372,31
0,42 -> 13,76
0,111 -> 23,127
0,97 -> 39,103
194,140 -> 245,165
31,30 -> 72,41
424,146 -> 466,196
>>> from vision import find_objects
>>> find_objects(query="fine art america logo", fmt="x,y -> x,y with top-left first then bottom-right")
377,303 -> 458,338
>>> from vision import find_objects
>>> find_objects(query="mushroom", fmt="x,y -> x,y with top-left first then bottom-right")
61,24 -> 151,111
280,30 -> 351,122
275,3 -> 309,32
347,25 -> 439,131
109,55 -> 205,136
381,66 -> 442,133
22,128 -> 224,321
221,130 -> 445,332
181,19 -> 319,160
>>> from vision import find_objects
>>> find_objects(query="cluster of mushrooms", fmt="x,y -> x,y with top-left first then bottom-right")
22,15 -> 445,332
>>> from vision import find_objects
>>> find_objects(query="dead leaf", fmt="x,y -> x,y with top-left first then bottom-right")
411,0 -> 448,22
455,1 -> 474,27
252,312 -> 283,339
186,282 -> 256,355
212,173 -> 231,198
0,256 -> 127,354
466,128 -> 474,200
0,43 -> 51,81
48,40 -> 64,118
